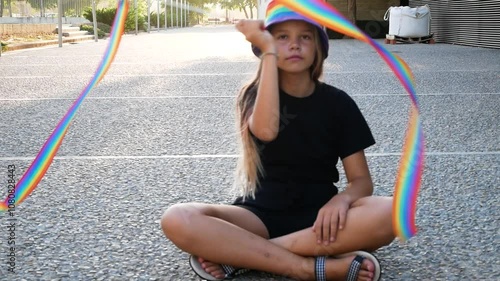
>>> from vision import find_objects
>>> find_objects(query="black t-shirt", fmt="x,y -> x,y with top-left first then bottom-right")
255,82 -> 375,185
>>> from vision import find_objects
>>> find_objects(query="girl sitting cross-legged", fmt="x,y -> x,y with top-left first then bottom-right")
161,1 -> 395,280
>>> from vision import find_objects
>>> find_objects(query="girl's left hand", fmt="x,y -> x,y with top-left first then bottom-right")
312,194 -> 351,245
235,19 -> 275,53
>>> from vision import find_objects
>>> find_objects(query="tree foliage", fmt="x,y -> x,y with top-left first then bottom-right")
83,5 -> 147,32
0,0 -> 13,17
218,0 -> 257,19
26,0 -> 58,11
1,0 -> 102,17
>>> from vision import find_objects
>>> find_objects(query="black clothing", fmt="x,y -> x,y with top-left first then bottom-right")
233,82 -> 375,238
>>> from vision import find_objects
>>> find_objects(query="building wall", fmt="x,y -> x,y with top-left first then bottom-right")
327,0 -> 400,38
328,0 -> 400,21
410,0 -> 500,49
257,0 -> 499,49
259,0 -> 400,21
257,0 -> 403,38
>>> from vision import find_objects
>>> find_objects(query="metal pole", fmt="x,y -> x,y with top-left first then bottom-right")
157,0 -> 160,31
176,0 -> 178,27
170,0 -> 173,28
147,0 -> 151,33
180,0 -> 183,28
92,0 -> 98,42
58,0 -> 62,47
135,0 -> 138,35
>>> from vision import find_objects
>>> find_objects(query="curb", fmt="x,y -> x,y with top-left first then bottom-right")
3,35 -> 96,52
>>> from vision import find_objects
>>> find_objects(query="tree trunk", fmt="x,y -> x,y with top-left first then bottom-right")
8,0 -> 13,17
249,0 -> 254,19
240,5 -> 249,19
0,0 -> 4,17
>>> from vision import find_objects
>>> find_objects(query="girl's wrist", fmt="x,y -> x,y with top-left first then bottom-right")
260,44 -> 277,54
336,192 -> 354,205
259,45 -> 278,59
260,52 -> 278,60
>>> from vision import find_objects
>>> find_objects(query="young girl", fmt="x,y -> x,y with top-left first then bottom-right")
161,1 -> 394,280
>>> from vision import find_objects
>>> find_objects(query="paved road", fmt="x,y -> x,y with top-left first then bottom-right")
0,25 -> 499,280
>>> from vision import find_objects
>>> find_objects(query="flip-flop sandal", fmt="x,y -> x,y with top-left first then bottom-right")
189,255 -> 251,280
315,251 -> 381,281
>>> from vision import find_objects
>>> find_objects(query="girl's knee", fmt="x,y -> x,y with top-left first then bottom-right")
365,197 -> 393,224
353,196 -> 392,212
371,197 -> 395,242
161,203 -> 200,239
353,196 -> 394,238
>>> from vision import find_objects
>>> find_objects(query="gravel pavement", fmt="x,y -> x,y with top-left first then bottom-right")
0,25 -> 499,280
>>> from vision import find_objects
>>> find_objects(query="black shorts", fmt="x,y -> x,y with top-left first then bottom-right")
233,182 -> 338,238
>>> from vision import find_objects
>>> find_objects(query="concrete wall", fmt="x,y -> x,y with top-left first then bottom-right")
0,17 -> 90,36
0,23 -> 57,35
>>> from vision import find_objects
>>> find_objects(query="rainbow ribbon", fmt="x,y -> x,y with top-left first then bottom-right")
275,0 -> 424,241
0,0 -> 129,211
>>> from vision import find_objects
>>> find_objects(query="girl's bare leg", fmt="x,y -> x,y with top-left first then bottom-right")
271,196 -> 395,256
162,203 -> 312,279
160,196 -> 393,280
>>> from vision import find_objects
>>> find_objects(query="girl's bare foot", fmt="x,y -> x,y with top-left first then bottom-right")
197,257 -> 226,280
325,255 -> 376,281
197,254 -> 377,281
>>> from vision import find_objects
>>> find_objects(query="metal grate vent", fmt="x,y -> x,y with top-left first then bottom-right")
409,0 -> 500,49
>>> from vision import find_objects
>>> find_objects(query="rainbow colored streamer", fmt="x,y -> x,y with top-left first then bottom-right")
0,0 -> 129,211
275,0 -> 424,241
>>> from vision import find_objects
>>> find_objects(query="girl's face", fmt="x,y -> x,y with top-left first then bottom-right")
270,20 -> 317,75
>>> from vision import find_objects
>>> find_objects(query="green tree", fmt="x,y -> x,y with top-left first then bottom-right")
20,0 -> 95,17
189,0 -> 218,7
25,0 -> 57,17
84,4 -> 147,32
0,0 -> 13,17
219,0 -> 256,19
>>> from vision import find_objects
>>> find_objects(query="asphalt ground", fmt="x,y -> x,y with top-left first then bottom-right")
0,25 -> 499,280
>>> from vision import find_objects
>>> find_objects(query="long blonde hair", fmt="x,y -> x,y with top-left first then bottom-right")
235,24 -> 326,198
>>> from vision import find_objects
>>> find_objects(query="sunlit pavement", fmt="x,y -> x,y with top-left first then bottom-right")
0,25 -> 499,280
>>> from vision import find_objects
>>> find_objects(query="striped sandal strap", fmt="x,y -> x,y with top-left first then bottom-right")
346,255 -> 365,281
220,264 -> 251,279
315,256 -> 327,281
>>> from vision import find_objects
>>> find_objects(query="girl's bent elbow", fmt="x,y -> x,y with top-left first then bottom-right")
248,121 -> 278,142
367,185 -> 374,196
253,129 -> 278,142
365,181 -> 374,196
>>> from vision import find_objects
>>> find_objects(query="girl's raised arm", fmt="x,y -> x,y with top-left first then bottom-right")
236,20 -> 280,142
